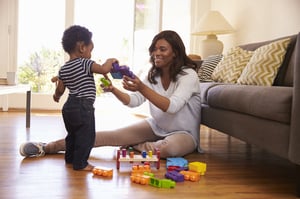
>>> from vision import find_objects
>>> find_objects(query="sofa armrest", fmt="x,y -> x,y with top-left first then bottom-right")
289,32 -> 300,164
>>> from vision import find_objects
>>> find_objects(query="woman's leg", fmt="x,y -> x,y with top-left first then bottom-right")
44,139 -> 66,154
133,132 -> 196,158
22,121 -> 196,158
44,120 -> 160,154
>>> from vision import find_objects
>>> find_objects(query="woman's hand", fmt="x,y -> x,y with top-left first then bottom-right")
123,75 -> 170,112
122,75 -> 145,92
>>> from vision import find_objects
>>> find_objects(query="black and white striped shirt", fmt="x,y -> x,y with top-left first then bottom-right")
59,58 -> 96,102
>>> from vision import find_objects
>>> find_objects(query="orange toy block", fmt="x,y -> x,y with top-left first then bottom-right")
130,172 -> 154,185
131,164 -> 151,174
179,170 -> 200,182
92,166 -> 113,177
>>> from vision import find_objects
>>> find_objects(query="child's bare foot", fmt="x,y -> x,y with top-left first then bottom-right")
65,163 -> 72,168
80,164 -> 94,171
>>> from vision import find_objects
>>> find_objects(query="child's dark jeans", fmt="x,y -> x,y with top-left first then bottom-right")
62,96 -> 95,170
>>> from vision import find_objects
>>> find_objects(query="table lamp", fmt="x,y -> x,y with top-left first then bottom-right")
192,10 -> 234,58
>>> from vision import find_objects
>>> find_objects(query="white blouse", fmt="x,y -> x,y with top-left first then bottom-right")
127,68 -> 202,152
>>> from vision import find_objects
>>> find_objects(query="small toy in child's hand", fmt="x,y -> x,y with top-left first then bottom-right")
110,62 -> 135,79
100,77 -> 111,87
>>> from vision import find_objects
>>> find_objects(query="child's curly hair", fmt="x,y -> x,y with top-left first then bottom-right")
61,25 -> 92,54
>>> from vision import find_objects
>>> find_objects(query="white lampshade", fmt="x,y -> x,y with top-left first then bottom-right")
192,10 -> 234,58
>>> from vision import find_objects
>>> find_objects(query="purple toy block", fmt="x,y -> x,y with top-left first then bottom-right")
165,170 -> 184,182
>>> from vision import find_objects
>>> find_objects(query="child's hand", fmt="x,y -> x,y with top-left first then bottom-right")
52,77 -> 65,103
91,58 -> 118,74
51,76 -> 59,83
53,94 -> 60,102
51,76 -> 59,86
106,58 -> 118,65
103,58 -> 118,73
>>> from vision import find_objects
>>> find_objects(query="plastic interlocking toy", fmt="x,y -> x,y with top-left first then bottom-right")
110,62 -> 135,79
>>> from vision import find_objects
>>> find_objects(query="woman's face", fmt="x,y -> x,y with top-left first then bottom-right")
151,39 -> 175,68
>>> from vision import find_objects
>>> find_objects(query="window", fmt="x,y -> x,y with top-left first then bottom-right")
133,0 -> 161,75
74,0 -> 161,76
17,0 -> 65,93
74,0 -> 135,65
162,0 -> 191,52
17,0 -> 190,95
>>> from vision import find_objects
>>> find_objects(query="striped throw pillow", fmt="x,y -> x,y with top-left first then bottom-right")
198,54 -> 223,82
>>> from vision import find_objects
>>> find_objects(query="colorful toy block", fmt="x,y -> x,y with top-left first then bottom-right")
167,165 -> 188,172
166,157 -> 188,168
100,77 -> 110,87
165,170 -> 185,182
188,162 -> 207,175
179,170 -> 200,182
130,172 -> 154,185
92,166 -> 113,177
131,164 -> 151,174
149,177 -> 175,188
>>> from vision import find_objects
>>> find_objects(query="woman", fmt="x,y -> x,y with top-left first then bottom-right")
20,30 -> 202,159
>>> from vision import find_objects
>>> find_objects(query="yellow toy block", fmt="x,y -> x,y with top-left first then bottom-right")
188,162 -> 207,175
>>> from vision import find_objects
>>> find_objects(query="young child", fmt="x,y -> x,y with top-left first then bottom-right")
53,25 -> 117,171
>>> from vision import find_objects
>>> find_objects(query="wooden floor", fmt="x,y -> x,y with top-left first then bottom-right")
0,108 -> 298,199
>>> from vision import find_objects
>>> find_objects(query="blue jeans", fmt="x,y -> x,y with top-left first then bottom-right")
62,96 -> 95,170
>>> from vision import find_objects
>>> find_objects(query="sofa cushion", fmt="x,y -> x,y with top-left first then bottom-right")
205,84 -> 292,124
237,37 -> 291,86
211,46 -> 253,83
200,82 -> 227,105
198,54 -> 223,82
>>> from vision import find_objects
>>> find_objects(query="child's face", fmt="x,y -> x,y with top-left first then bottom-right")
82,41 -> 94,59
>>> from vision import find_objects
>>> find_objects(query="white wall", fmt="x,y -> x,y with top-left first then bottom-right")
190,0 -> 300,55
211,0 -> 300,53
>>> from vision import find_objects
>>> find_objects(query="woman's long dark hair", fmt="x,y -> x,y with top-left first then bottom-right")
148,30 -> 198,84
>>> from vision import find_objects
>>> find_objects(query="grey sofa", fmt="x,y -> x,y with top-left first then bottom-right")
199,32 -> 300,196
